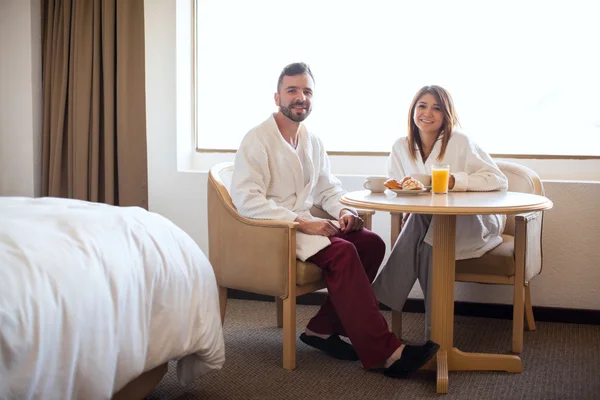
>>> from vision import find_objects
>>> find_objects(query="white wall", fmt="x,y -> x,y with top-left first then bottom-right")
7,1 -> 593,311
145,0 -> 600,312
0,0 -> 42,197
2,2 -> 596,312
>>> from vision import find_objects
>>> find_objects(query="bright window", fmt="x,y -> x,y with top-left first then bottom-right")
194,0 -> 600,156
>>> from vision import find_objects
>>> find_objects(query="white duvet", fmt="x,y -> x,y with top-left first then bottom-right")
0,197 -> 225,400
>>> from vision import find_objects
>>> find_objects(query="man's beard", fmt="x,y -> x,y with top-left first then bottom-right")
280,103 -> 311,122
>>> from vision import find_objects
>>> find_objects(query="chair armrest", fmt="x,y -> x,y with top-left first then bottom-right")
515,211 -> 541,223
390,212 -> 403,245
233,214 -> 299,229
514,211 -> 543,283
208,186 -> 297,297
356,209 -> 375,217
357,209 -> 375,230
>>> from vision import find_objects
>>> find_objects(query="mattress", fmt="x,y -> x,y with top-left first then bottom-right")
0,197 -> 225,400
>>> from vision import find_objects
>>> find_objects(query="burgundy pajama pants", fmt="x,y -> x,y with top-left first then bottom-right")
306,228 -> 402,369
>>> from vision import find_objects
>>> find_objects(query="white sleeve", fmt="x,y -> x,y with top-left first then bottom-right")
387,141 -> 407,180
452,140 -> 508,192
313,140 -> 357,218
230,137 -> 298,221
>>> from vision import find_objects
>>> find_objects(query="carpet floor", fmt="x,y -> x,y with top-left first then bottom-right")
148,299 -> 600,400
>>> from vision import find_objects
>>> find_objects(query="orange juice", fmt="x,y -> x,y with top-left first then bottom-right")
432,166 -> 450,194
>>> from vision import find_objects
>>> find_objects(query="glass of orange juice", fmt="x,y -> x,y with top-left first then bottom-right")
431,164 -> 450,194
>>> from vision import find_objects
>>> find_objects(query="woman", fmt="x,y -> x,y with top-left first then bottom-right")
372,85 -> 508,340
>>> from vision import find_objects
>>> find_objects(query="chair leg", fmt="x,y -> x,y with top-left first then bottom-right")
282,296 -> 296,370
391,310 -> 403,340
276,297 -> 283,328
525,285 -> 536,331
512,279 -> 525,354
218,286 -> 227,325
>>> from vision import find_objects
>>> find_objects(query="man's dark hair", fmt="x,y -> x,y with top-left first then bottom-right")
276,62 -> 315,92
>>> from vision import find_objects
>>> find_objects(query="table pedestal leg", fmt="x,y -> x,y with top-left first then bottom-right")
449,348 -> 522,372
431,215 -> 456,394
429,215 -> 522,394
436,350 -> 448,393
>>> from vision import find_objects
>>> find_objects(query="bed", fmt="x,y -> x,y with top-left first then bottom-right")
0,197 -> 225,400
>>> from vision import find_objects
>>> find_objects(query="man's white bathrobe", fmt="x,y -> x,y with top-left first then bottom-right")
387,130 -> 508,260
230,114 -> 355,261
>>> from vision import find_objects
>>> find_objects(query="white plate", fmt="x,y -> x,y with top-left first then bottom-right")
390,188 -> 429,196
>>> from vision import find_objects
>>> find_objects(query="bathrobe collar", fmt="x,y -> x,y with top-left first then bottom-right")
266,114 -> 314,208
413,134 -> 444,173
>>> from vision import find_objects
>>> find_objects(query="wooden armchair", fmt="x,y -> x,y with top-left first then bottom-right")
207,162 -> 374,370
390,160 -> 545,353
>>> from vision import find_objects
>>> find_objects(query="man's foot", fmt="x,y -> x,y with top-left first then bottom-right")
299,333 -> 359,361
384,340 -> 440,378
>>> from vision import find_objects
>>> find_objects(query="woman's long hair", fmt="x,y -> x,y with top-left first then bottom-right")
407,85 -> 459,161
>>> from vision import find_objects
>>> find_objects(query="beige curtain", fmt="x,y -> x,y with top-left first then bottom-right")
41,0 -> 148,209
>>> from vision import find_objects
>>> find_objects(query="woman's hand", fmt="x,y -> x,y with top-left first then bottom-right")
449,174 -> 456,190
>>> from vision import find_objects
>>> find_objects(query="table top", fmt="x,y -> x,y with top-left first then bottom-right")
341,190 -> 553,215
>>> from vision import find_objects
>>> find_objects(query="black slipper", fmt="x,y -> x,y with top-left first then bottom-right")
299,333 -> 359,361
384,340 -> 440,378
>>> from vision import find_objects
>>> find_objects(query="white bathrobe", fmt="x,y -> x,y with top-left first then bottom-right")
388,130 -> 508,260
230,114 -> 355,261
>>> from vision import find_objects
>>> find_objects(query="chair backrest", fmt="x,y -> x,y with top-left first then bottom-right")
208,162 -> 293,296
209,161 -> 335,220
209,162 -> 236,210
219,164 -> 235,193
495,160 -> 544,236
207,163 -> 235,286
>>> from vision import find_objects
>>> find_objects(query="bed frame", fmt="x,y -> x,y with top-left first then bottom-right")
111,363 -> 168,400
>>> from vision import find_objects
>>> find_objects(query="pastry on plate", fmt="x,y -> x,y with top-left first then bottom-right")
385,177 -> 425,191
401,177 -> 424,190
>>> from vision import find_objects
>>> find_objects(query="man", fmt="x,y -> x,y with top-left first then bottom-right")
230,62 -> 439,377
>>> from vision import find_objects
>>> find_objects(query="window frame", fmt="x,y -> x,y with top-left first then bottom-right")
190,0 -> 599,161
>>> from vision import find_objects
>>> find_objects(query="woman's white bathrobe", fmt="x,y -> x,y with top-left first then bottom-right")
230,114 -> 355,261
387,130 -> 508,259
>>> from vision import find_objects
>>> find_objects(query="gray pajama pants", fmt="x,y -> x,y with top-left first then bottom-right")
372,213 -> 433,340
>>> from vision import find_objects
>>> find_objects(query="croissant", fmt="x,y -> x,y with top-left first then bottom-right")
384,179 -> 402,190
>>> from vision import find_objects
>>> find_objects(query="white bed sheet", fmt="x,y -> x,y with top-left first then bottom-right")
0,197 -> 225,400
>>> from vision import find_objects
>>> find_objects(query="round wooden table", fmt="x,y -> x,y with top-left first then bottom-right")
341,190 -> 553,394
